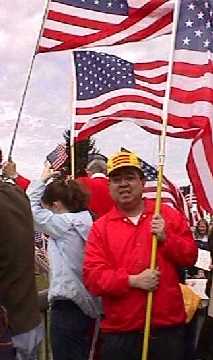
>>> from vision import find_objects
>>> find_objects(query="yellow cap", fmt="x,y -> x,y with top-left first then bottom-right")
107,151 -> 142,175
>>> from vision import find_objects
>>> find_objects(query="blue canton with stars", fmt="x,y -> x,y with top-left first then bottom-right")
53,0 -> 128,15
142,161 -> 158,182
176,0 -> 213,52
74,51 -> 135,100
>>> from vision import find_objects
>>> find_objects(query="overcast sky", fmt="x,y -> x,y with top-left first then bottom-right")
1,1 -> 192,184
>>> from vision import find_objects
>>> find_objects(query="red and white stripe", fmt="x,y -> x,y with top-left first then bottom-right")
35,246 -> 49,274
38,0 -> 173,53
49,144 -> 68,170
144,180 -> 189,221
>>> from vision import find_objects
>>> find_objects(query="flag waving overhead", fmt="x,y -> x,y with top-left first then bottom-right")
38,0 -> 173,53
172,0 -> 213,215
73,48 -> 202,139
72,0 -> 213,214
74,50 -> 159,134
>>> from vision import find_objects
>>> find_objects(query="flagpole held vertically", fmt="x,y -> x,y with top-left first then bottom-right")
141,1 -> 181,360
70,51 -> 77,178
8,0 -> 51,160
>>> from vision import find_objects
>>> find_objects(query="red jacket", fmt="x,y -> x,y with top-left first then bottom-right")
78,175 -> 114,218
83,200 -> 198,332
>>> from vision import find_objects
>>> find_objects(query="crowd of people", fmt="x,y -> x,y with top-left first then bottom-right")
0,149 -> 213,360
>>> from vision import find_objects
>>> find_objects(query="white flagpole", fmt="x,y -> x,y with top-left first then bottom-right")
8,0 -> 51,160
142,1 -> 181,360
159,0 -> 181,170
70,51 -> 77,178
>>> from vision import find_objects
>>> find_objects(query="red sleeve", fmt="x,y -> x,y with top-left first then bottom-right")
15,175 -> 30,191
83,223 -> 130,297
161,208 -> 198,267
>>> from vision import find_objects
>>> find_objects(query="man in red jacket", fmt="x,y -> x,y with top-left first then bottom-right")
78,159 -> 114,218
83,151 -> 198,360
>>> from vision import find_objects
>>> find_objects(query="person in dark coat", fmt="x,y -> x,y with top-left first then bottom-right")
0,304 -> 15,359
0,180 -> 42,359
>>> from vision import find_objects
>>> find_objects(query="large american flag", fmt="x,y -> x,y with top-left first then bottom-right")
38,0 -> 173,53
173,0 -> 213,216
73,48 -> 201,138
72,0 -> 213,214
73,49 -> 171,136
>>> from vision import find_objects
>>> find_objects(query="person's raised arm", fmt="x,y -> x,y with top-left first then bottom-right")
27,163 -> 69,238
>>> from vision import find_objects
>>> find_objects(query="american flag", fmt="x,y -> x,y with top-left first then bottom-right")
180,185 -> 205,227
38,0 -> 173,53
120,148 -> 189,217
73,49 -> 199,138
173,0 -> 213,216
73,49 -> 166,135
73,0 -> 213,214
35,246 -> 49,274
142,160 -> 187,215
180,185 -> 197,208
46,143 -> 68,170
34,231 -> 48,248
34,232 -> 49,274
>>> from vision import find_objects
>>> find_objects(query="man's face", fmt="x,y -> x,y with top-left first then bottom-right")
109,167 -> 144,209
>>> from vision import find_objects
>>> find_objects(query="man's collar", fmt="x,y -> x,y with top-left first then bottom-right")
91,173 -> 107,179
109,199 -> 155,220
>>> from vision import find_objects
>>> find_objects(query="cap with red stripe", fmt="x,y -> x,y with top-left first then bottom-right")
107,151 -> 142,175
